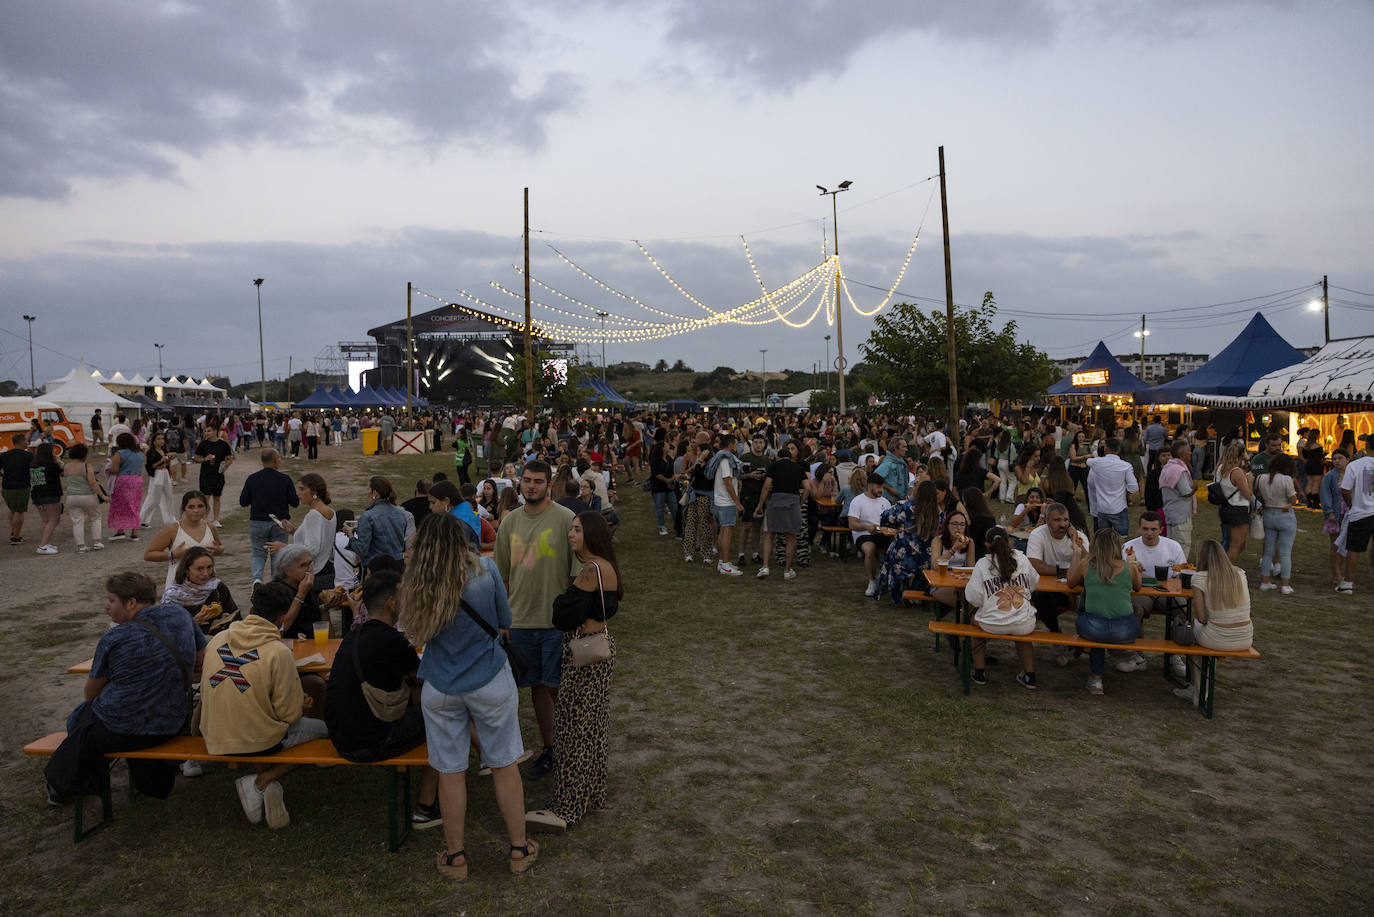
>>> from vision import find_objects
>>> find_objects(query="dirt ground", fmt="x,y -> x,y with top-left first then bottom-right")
3,443 -> 1373,915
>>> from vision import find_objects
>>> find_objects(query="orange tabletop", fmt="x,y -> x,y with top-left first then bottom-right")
68,637 -> 341,676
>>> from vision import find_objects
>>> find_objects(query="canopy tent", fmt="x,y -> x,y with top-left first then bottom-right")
1187,336 -> 1374,412
327,386 -> 356,406
1137,314 -> 1306,404
42,361 -> 142,434
662,398 -> 701,412
349,384 -> 391,409
1047,342 -> 1147,396
586,378 -> 631,405
292,386 -> 341,408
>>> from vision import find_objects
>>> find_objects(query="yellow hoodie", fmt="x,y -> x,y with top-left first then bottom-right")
199,615 -> 303,755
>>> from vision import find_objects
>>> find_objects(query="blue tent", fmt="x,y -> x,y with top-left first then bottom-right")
292,385 -> 338,408
350,384 -> 390,409
1135,313 -> 1306,404
1047,342 -> 1147,396
327,386 -> 355,406
663,398 -> 701,412
585,378 -> 631,405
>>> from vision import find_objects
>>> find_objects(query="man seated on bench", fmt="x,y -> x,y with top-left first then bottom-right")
849,472 -> 893,597
200,582 -> 329,830
1119,511 -> 1189,678
45,572 -> 207,805
325,570 -> 442,828
1025,502 -> 1089,661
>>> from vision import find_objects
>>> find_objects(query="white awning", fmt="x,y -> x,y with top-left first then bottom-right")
1188,336 -> 1374,411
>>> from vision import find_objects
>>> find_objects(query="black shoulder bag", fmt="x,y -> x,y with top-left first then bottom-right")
459,599 -> 530,682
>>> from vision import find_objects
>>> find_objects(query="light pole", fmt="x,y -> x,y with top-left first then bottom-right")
154,343 -> 165,378
1133,315 -> 1150,421
816,181 -> 851,413
597,311 -> 609,382
22,315 -> 36,394
760,349 -> 768,409
253,278 -> 266,404
824,334 -> 831,397
1306,275 -> 1330,344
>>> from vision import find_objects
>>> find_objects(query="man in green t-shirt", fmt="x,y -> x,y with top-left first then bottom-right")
495,459 -> 577,780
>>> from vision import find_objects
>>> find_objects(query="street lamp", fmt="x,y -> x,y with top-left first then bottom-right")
154,343 -> 165,378
253,279 -> 266,405
22,315 -> 36,394
824,334 -> 831,396
760,349 -> 768,409
1307,274 -> 1330,343
597,311 -> 609,382
816,181 -> 851,413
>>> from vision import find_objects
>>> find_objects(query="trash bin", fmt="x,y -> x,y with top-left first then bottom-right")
360,428 -> 380,456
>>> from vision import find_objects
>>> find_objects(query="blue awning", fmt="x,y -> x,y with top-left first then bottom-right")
1135,313 -> 1306,404
1047,342 -> 1147,395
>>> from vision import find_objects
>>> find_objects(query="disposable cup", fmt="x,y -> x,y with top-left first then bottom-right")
313,621 -> 330,647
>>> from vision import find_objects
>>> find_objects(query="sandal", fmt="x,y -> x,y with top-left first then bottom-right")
509,838 -> 539,874
436,849 -> 467,881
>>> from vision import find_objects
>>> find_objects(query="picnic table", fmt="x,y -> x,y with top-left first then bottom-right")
67,637 -> 341,676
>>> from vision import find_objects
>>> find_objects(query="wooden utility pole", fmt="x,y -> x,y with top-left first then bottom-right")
1322,274 -> 1330,344
939,146 -> 959,429
406,281 -> 413,420
524,187 -> 534,419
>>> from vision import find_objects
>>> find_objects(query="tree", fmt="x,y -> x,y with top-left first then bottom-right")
653,359 -> 669,373
671,359 -> 692,372
859,292 -> 1056,415
0,380 -> 18,396
491,350 -> 595,417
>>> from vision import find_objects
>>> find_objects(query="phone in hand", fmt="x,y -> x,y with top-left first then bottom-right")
269,514 -> 284,526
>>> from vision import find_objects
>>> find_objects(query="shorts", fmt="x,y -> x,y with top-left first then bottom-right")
239,715 -> 330,756
1218,503 -> 1249,528
711,502 -> 738,527
763,492 -> 803,535
854,533 -> 892,553
421,668 -> 524,773
739,492 -> 762,522
510,627 -> 563,688
1348,515 -> 1374,553
199,474 -> 225,497
2,488 -> 29,513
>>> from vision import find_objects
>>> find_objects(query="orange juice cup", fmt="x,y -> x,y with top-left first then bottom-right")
312,621 -> 330,647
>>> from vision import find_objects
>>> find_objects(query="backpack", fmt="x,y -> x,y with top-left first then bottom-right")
164,428 -> 182,451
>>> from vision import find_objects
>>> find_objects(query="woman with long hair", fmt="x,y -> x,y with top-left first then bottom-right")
1175,540 -> 1254,703
29,443 -> 63,554
994,429 -> 1017,503
1043,455 -> 1074,499
681,443 -> 717,564
1068,431 -> 1092,508
1215,441 -> 1254,563
402,512 -> 537,879
929,509 -> 974,610
1255,453 -> 1300,594
1009,486 -> 1046,537
874,479 -> 940,603
527,511 -> 620,834
1067,528 -> 1141,696
270,472 -> 337,590
964,526 -> 1040,688
1300,428 -> 1324,508
494,486 -> 522,528
145,490 -> 222,591
1014,446 -> 1042,502
105,432 -> 146,541
163,546 -> 239,634
349,476 -> 412,567
647,435 -> 675,536
138,430 -> 176,529
961,487 -> 997,555
62,443 -> 105,552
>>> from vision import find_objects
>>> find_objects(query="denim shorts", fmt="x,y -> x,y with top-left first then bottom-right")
421,668 -> 524,773
510,627 -> 563,689
711,502 -> 738,527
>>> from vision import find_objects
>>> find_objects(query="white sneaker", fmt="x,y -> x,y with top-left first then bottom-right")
1169,655 -> 1187,679
1172,685 -> 1197,704
1279,585 -> 1294,595
36,544 -> 58,555
1259,582 -> 1277,592
91,542 -> 104,550
864,580 -> 878,597
756,566 -> 771,578
717,562 -> 743,576
236,775 -> 265,824
1336,582 -> 1354,594
658,526 -> 668,536
180,760 -> 204,778
1114,656 -> 1148,673
684,555 -> 694,564
262,780 -> 290,829
783,569 -> 797,581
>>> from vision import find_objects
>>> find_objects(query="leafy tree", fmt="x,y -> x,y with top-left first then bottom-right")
653,359 -> 669,373
671,359 -> 692,372
859,292 -> 1056,415
0,379 -> 19,396
491,350 -> 595,417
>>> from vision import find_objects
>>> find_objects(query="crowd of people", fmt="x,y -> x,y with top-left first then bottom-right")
21,400 -> 1374,878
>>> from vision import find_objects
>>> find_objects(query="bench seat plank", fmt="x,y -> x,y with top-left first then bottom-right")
25,732 -> 428,767
927,621 -> 1259,658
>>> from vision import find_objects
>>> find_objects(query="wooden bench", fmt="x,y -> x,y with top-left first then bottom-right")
927,621 -> 1260,718
818,525 -> 851,561
24,733 -> 427,849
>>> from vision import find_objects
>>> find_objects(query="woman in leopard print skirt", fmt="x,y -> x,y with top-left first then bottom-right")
526,511 -> 621,833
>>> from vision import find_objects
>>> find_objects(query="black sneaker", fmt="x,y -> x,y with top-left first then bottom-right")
526,747 -> 554,779
751,552 -> 762,564
412,801 -> 443,830
736,553 -> 746,567
1016,672 -> 1038,690
971,670 -> 988,685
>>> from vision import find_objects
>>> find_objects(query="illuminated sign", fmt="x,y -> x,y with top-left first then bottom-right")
1072,369 -> 1110,387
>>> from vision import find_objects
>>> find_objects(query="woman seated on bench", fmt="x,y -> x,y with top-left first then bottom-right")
964,527 -> 1040,689
1174,540 -> 1253,703
1068,528 -> 1141,696
929,509 -> 973,610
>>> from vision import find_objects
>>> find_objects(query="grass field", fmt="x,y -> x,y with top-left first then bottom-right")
4,444 -> 1372,915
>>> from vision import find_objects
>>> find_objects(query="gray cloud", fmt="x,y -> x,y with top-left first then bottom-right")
0,0 -> 578,200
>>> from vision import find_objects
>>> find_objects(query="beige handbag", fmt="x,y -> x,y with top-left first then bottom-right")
568,563 -> 614,668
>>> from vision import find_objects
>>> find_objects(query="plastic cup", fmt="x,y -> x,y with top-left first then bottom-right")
1056,565 -> 1067,580
936,559 -> 949,574
313,621 -> 330,647
1154,565 -> 1170,582
1180,572 -> 1193,590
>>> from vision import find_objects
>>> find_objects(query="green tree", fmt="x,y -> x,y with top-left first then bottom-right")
671,359 -> 692,372
859,292 -> 1056,414
653,359 -> 669,373
491,350 -> 595,417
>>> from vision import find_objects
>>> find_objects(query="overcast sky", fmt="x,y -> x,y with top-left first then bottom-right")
2,0 -> 1372,391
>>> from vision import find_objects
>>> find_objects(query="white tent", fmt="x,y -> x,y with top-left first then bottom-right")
1188,336 -> 1374,411
43,361 -> 142,436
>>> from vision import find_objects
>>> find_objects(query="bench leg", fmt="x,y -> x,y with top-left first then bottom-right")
1199,657 -> 1216,719
73,784 -> 115,843
386,765 -> 414,853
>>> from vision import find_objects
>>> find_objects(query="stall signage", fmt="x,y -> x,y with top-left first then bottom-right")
1072,369 -> 1110,387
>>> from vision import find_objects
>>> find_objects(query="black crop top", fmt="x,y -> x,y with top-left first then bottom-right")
552,584 -> 619,632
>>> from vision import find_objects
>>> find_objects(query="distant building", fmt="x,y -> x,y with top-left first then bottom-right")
610,361 -> 651,373
1052,352 -> 1209,385
366,304 -> 570,405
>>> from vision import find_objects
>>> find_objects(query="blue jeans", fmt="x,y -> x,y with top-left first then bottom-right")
1260,508 -> 1297,580
1076,612 -> 1140,675
652,490 -> 672,527
249,519 -> 287,583
1094,509 -> 1129,537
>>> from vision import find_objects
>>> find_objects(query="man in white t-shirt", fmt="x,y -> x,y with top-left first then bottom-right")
1337,434 -> 1374,594
848,473 -> 893,597
1120,511 -> 1189,676
1026,502 -> 1089,638
710,434 -> 745,576
106,414 -> 131,448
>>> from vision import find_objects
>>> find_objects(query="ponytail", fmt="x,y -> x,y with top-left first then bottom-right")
986,526 -> 1016,580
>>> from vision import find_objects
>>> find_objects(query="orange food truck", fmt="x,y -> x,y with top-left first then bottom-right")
0,397 -> 87,456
